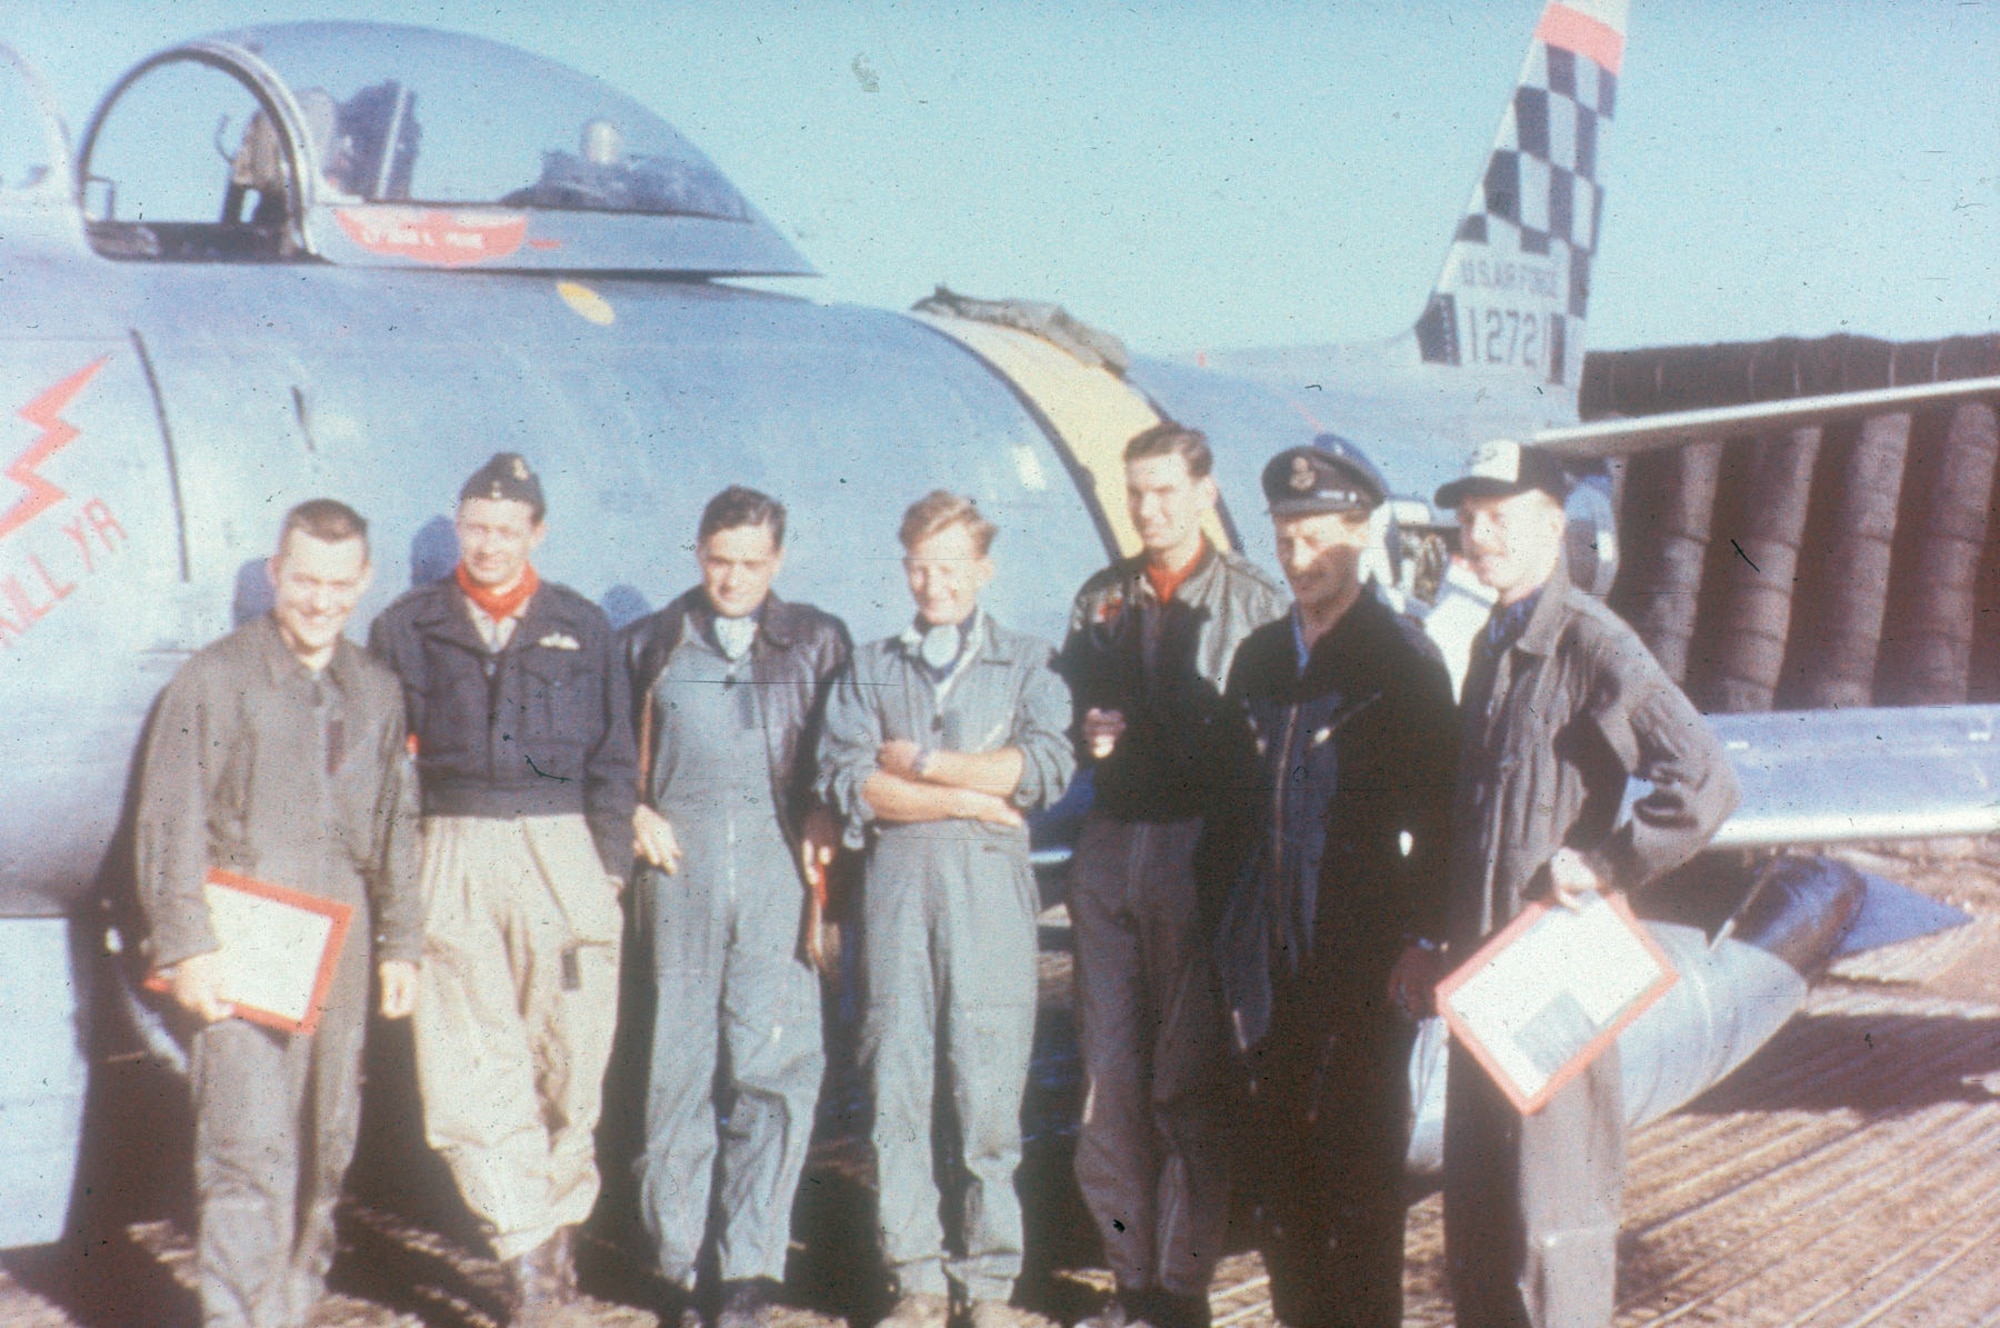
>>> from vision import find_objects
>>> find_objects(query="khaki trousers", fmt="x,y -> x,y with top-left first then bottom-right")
414,815 -> 622,1259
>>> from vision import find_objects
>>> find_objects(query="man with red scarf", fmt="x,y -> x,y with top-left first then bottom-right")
371,453 -> 637,1324
1056,423 -> 1287,1328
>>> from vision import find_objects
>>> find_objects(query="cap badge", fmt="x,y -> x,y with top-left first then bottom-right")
1289,455 -> 1316,492
1466,439 -> 1522,483
511,457 -> 529,481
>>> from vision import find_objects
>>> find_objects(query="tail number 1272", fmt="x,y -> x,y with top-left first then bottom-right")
1463,305 -> 1546,369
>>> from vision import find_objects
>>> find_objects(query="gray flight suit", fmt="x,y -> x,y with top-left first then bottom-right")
635,627 -> 825,1286
136,617 -> 422,1328
819,612 -> 1074,1303
1443,558 -> 1739,1328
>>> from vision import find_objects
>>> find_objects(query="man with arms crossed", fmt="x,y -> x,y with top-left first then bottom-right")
819,491 -> 1074,1328
1057,422 -> 1286,1328
620,486 -> 849,1328
1434,441 -> 1739,1328
138,499 -> 421,1328
1206,442 -> 1456,1328
371,454 -> 637,1324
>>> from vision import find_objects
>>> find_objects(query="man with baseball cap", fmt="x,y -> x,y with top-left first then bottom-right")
1204,437 -> 1457,1328
1433,439 -> 1738,1328
371,453 -> 637,1324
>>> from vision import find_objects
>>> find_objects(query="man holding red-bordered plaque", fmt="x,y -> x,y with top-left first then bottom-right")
137,499 -> 422,1328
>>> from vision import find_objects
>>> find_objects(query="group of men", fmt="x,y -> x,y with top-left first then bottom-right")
135,424 -> 1738,1328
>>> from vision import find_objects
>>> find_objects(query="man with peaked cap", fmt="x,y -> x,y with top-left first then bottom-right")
1203,439 -> 1457,1328
1056,421 -> 1287,1328
370,453 -> 637,1325
1433,440 -> 1738,1328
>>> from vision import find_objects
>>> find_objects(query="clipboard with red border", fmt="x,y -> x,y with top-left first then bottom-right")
144,869 -> 355,1037
1435,891 -> 1677,1116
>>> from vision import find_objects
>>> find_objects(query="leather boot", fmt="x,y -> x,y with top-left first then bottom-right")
501,1230 -> 570,1323
717,1277 -> 783,1328
550,1225 -> 580,1303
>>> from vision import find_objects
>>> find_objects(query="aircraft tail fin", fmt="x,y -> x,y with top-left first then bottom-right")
1412,0 -> 1628,397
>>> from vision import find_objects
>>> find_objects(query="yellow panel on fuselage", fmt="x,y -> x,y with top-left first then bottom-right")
909,311 -> 1231,557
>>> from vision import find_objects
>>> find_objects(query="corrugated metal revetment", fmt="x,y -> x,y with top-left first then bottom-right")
1583,334 -> 2000,714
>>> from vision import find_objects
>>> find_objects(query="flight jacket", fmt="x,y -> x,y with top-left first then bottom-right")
1207,592 -> 1458,1052
1059,542 -> 1288,822
620,589 -> 851,861
369,577 -> 637,877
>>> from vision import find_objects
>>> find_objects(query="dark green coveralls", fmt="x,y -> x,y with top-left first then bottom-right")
1443,559 -> 1739,1328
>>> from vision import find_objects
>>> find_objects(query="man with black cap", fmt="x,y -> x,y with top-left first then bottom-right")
370,453 -> 637,1324
1204,438 -> 1457,1328
1056,421 -> 1287,1328
1433,440 -> 1738,1328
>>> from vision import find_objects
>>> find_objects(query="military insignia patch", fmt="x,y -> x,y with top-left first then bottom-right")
1290,455 -> 1316,491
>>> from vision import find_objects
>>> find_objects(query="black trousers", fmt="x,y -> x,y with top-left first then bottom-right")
1239,987 -> 1413,1328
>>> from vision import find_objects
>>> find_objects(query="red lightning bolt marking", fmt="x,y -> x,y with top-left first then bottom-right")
1,356 -> 110,543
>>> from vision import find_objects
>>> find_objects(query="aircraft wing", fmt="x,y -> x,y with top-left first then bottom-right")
1701,703 -> 2000,848
1535,373 -> 2000,459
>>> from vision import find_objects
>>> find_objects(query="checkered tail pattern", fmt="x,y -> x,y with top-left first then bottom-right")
1414,0 -> 1627,391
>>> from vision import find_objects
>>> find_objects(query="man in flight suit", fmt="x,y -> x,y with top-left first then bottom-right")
1434,441 -> 1739,1328
1057,422 -> 1286,1328
818,491 -> 1074,1328
370,454 -> 637,1324
137,499 -> 422,1328
1206,443 -> 1457,1328
619,486 -> 850,1328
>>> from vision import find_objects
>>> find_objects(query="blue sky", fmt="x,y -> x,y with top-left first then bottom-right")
7,1 -> 1996,356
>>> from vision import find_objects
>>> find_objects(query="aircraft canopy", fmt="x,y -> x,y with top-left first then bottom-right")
79,22 -> 814,275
